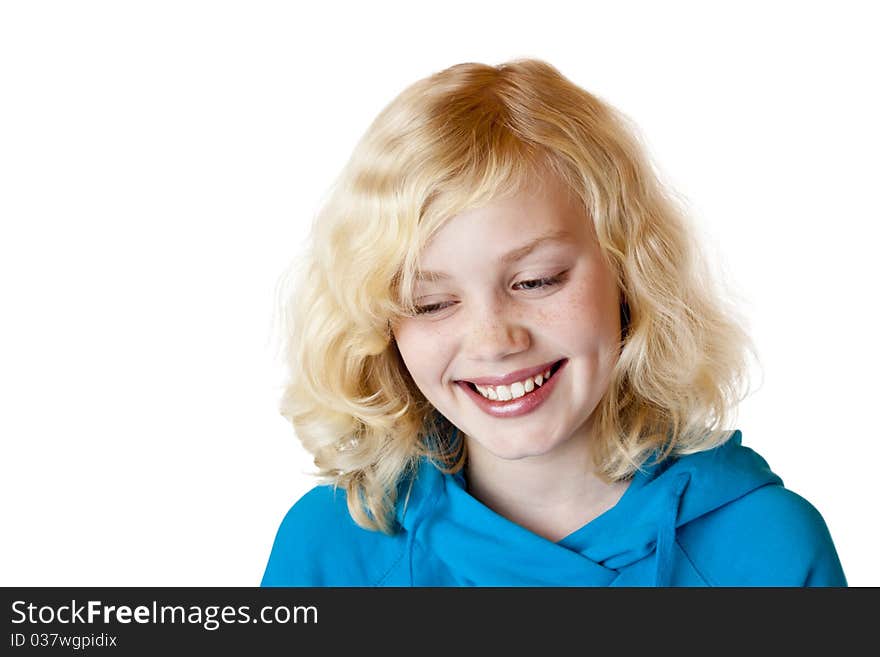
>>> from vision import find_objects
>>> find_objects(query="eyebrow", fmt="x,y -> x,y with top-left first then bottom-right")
415,229 -> 575,281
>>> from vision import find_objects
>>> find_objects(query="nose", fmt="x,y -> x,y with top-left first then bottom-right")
462,297 -> 531,362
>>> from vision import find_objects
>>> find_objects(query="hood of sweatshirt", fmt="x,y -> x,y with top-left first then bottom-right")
394,430 -> 782,586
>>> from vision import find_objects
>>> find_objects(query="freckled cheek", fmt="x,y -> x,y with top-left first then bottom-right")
539,279 -> 621,346
392,322 -> 456,387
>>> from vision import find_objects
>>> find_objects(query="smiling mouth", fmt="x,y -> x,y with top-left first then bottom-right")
464,359 -> 566,399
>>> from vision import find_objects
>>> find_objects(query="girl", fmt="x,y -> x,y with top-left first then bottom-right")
261,59 -> 846,586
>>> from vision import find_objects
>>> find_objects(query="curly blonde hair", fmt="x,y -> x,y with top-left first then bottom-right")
273,58 -> 759,533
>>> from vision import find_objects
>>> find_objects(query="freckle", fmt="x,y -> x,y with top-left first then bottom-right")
538,304 -> 567,323
550,281 -> 598,323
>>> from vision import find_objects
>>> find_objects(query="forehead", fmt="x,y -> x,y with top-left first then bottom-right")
417,176 -> 590,268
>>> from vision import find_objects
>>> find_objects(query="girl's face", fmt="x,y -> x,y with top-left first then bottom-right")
392,175 -> 622,462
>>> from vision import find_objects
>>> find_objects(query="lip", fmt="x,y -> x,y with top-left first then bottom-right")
456,359 -> 568,418
457,358 -> 563,387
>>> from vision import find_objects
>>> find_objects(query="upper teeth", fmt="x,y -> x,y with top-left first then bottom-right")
473,368 -> 553,401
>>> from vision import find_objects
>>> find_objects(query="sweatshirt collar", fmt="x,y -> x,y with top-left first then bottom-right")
395,430 -> 781,586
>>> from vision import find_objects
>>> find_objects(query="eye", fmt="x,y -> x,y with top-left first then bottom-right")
414,301 -> 454,315
413,272 -> 567,315
513,272 -> 567,291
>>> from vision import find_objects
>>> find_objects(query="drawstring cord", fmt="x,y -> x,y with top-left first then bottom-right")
654,473 -> 691,587
406,523 -> 417,586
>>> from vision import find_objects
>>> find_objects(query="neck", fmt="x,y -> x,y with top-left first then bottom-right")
463,424 -> 629,542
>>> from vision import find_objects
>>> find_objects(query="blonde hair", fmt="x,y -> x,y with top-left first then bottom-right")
273,58 -> 759,533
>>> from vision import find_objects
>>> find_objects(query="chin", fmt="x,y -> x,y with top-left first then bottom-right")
470,431 -> 565,462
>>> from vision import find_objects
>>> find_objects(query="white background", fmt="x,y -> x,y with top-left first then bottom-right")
1,1 -> 877,586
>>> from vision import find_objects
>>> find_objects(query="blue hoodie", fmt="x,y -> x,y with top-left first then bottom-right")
261,430 -> 846,586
